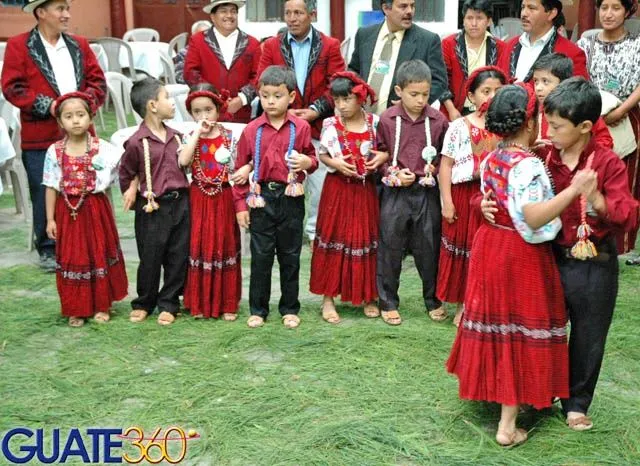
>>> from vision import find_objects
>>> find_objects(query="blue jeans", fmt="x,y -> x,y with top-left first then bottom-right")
23,149 -> 55,256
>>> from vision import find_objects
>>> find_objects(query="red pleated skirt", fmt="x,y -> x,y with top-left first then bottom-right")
617,106 -> 640,253
436,181 -> 482,303
55,193 -> 128,318
309,173 -> 379,305
446,214 -> 569,409
183,185 -> 241,318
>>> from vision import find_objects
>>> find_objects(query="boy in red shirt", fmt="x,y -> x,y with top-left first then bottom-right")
234,66 -> 317,329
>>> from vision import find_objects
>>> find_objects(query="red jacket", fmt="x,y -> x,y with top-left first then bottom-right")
258,28 -> 345,139
498,30 -> 589,83
440,32 -> 506,120
1,28 -> 106,151
183,27 -> 260,124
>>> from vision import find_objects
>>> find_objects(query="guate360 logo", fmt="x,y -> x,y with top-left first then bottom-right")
1,427 -> 200,464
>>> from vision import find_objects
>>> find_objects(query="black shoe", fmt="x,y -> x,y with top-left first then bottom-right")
39,254 -> 57,273
625,255 -> 640,266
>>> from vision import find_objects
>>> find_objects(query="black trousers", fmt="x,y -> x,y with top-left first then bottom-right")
249,183 -> 304,318
377,184 -> 442,312
555,239 -> 618,415
132,191 -> 190,315
23,149 -> 55,256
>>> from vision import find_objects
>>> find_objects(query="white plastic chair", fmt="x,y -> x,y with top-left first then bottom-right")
580,29 -> 602,40
123,28 -> 160,42
94,37 -> 148,82
105,71 -> 142,126
168,32 -> 188,57
159,53 -> 177,84
340,37 -> 351,62
0,102 -> 33,249
625,18 -> 640,36
498,17 -> 523,41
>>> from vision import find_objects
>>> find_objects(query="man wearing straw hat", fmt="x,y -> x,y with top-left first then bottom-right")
183,0 -> 260,123
1,0 -> 106,272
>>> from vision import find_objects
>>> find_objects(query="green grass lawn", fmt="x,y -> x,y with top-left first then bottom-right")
0,115 -> 639,465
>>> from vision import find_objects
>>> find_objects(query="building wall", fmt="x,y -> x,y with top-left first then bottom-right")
0,0 -> 111,40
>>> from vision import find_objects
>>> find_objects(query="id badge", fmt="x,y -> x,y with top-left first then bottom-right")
604,75 -> 621,92
373,60 -> 391,75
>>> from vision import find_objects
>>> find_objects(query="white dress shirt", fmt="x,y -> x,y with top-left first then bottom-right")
213,27 -> 239,70
368,21 -> 405,115
39,31 -> 77,95
515,27 -> 555,82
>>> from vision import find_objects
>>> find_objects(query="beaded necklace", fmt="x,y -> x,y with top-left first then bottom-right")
338,111 -> 375,183
247,121 -> 297,208
56,136 -> 96,220
193,125 -> 232,197
142,134 -> 182,213
382,114 -> 437,187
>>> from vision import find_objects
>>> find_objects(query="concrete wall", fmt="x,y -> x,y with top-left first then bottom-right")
0,0 -> 111,40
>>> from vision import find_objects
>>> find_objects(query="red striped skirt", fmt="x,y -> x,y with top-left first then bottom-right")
55,193 -> 128,317
183,185 -> 241,317
309,173 -> 379,305
436,181 -> 482,303
446,214 -> 569,409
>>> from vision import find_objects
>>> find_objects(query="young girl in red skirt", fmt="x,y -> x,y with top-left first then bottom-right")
437,66 -> 505,327
446,84 -> 598,446
179,84 -> 248,320
43,92 -> 128,327
309,72 -> 388,324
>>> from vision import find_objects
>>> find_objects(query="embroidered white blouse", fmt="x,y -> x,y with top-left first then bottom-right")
442,117 -> 475,184
42,139 -> 122,193
318,114 -> 380,173
481,155 -> 562,244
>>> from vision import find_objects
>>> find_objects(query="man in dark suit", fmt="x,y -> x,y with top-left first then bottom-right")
348,0 -> 448,114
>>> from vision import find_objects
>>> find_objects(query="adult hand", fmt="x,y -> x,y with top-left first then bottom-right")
226,96 -> 244,115
290,108 -> 319,122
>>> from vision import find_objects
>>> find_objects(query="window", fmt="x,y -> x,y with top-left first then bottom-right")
372,0 -> 445,23
246,0 -> 286,22
0,0 -> 28,6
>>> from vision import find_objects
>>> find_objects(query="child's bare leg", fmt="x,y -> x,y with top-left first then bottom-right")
496,404 -> 527,446
453,303 -> 464,327
321,296 -> 340,324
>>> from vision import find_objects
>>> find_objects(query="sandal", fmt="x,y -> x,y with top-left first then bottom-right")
321,302 -> 341,324
129,309 -> 148,323
192,313 -> 204,319
94,312 -> 110,323
567,415 -> 593,431
247,315 -> 265,328
68,317 -> 85,328
222,313 -> 238,322
428,307 -> 448,322
157,311 -> 176,326
381,310 -> 402,326
496,428 -> 528,447
363,302 -> 381,318
282,314 -> 300,329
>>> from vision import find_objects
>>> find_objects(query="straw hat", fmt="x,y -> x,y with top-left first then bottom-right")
203,0 -> 245,15
23,0 -> 56,13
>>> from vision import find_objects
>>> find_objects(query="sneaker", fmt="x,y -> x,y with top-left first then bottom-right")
625,255 -> 640,266
39,254 -> 57,273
